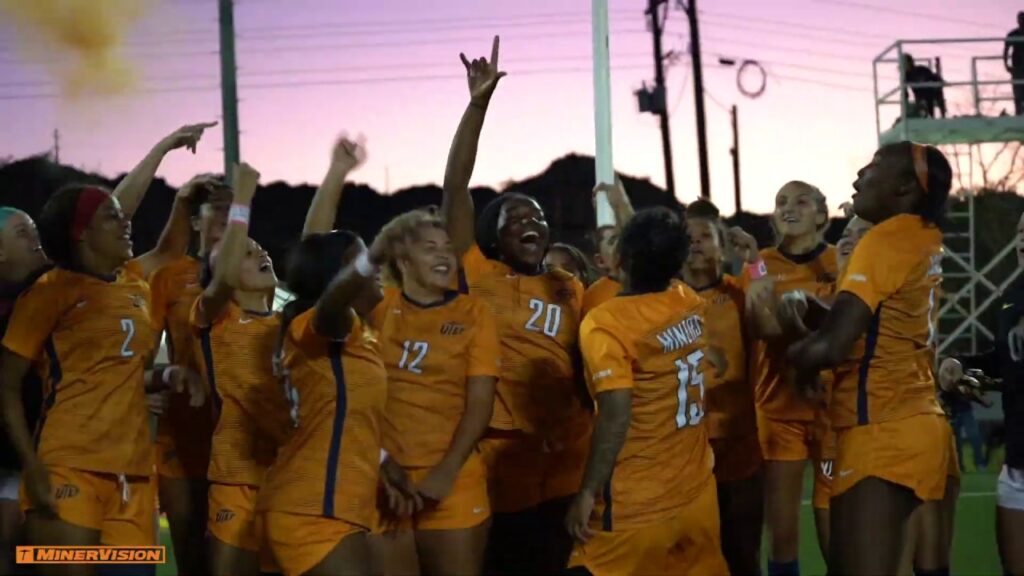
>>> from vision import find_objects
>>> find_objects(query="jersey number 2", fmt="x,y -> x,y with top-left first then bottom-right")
525,299 -> 562,337
399,341 -> 429,374
674,350 -> 705,428
120,319 -> 135,358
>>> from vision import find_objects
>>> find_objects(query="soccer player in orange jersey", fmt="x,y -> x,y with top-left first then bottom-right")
738,180 -> 836,576
0,207 -> 48,572
189,163 -> 289,575
681,201 -> 764,576
787,142 -> 953,575
582,180 -> 634,318
148,175 -> 228,575
442,38 -> 589,574
258,228 -> 419,576
565,207 -> 727,576
302,136 -> 499,575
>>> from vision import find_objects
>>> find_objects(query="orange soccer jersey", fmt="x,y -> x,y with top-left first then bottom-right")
582,276 -> 622,318
832,214 -> 945,428
581,284 -> 716,531
749,245 -> 838,421
459,245 -> 586,434
695,275 -> 754,440
1,263 -> 158,476
149,256 -> 214,478
191,300 -> 289,486
258,309 -> 387,529
368,287 -> 500,468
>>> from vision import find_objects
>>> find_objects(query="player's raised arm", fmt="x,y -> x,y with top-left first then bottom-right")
132,174 -> 215,278
303,136 -> 367,239
196,163 -> 260,326
442,36 -> 506,257
313,239 -> 383,341
114,122 -> 217,218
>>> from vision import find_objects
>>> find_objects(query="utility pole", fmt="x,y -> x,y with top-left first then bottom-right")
218,0 -> 240,181
52,129 -> 60,164
730,105 -> 741,212
680,0 -> 710,199
645,0 -> 675,198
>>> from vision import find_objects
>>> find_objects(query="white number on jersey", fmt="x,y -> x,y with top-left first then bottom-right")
525,298 -> 563,338
283,378 -> 300,428
120,318 -> 136,358
674,350 -> 706,428
399,340 -> 429,374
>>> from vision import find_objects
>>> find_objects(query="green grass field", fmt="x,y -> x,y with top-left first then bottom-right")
155,468 -> 1002,576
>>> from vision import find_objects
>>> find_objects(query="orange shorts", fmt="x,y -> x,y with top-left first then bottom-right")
757,413 -> 816,462
208,483 -> 260,552
377,454 -> 490,532
479,426 -> 589,514
21,466 -> 155,545
833,413 -> 951,502
710,434 -> 763,484
262,511 -> 365,576
813,458 -> 833,509
567,478 -> 728,576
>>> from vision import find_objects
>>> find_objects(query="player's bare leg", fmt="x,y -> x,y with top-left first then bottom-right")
308,531 -> 371,576
812,506 -> 829,568
368,530 -> 421,576
159,478 -> 208,575
209,535 -> 259,576
416,520 -> 489,576
765,460 -> 805,574
25,511 -> 100,576
718,469 -> 764,575
830,477 -> 919,576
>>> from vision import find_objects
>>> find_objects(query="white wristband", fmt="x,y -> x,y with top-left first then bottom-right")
379,449 -> 390,464
162,366 -> 176,386
229,203 -> 250,226
354,252 -> 374,277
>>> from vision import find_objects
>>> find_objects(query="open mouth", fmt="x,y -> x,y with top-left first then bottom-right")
782,215 -> 800,224
259,259 -> 272,272
432,263 -> 451,274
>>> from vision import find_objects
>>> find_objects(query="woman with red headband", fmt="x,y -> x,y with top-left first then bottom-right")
787,142 -> 953,575
0,124 -> 209,562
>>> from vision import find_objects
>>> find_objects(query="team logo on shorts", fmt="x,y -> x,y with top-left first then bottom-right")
54,484 -> 79,501
819,460 -> 834,480
215,509 -> 235,523
440,322 -> 465,336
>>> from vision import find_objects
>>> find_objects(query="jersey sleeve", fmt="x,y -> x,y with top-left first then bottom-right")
467,298 -> 501,378
838,229 -> 910,311
580,312 -> 635,394
1,279 -> 68,361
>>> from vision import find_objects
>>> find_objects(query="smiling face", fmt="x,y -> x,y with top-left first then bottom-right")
496,196 -> 549,270
82,196 -> 133,266
684,217 -> 723,275
236,238 -> 278,291
836,216 -> 873,270
0,210 -> 48,280
396,225 -> 456,294
772,182 -> 827,241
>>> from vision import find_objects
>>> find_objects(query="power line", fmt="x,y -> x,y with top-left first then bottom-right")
812,0 -> 1006,32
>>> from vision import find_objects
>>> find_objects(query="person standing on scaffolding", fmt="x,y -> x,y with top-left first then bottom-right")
1004,11 -> 1024,116
902,54 -> 947,119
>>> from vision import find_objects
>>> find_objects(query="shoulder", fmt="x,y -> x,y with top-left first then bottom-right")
150,256 -> 198,283
20,268 -> 76,300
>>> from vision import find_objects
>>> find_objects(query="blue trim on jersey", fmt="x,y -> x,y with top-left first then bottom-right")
199,327 -> 221,412
35,338 -> 61,449
323,341 -> 348,517
857,308 -> 882,426
601,478 -> 613,531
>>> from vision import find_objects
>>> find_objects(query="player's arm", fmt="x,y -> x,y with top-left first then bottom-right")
303,136 -> 367,239
196,163 -> 260,326
442,36 -> 506,257
313,240 -> 383,340
113,122 -> 217,218
594,177 -> 634,229
787,292 -> 873,374
0,350 -> 41,479
132,174 -> 215,278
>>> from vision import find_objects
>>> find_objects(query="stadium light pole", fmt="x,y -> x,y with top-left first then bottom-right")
592,0 -> 616,226
218,0 -> 241,181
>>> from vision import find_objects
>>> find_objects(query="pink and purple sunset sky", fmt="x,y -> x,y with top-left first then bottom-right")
0,0 -> 1020,215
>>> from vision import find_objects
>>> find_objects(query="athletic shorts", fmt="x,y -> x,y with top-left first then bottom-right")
710,434 -> 763,484
479,425 -> 589,514
756,413 -> 816,462
376,453 -> 490,532
813,459 -> 833,510
0,468 -> 19,501
208,483 -> 260,552
998,465 -> 1024,512
20,466 -> 155,545
832,413 -> 951,502
567,478 -> 728,576
262,511 -> 364,576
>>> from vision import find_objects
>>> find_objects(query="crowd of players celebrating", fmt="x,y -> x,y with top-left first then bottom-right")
0,37 -> 1021,576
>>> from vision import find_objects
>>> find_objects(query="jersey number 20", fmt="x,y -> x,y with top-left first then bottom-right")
525,299 -> 562,337
674,350 -> 705,428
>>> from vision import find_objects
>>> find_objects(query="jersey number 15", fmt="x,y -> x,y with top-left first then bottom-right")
674,350 -> 705,428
